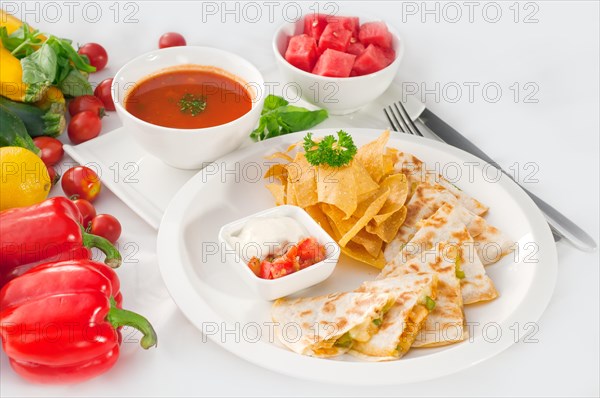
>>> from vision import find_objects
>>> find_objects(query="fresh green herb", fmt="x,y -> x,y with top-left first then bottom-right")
0,26 -> 95,97
455,256 -> 465,279
303,130 -> 357,168
425,296 -> 436,311
333,332 -> 353,348
58,69 -> 93,97
372,318 -> 383,327
178,93 -> 207,116
0,24 -> 45,58
250,94 -> 328,141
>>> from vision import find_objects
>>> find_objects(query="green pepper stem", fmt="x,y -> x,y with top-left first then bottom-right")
107,298 -> 158,350
82,230 -> 122,268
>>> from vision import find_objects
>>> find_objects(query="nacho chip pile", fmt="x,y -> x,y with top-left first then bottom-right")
264,131 -> 408,268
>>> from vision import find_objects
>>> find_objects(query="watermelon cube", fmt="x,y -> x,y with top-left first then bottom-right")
326,15 -> 360,37
351,44 -> 393,76
285,34 -> 318,72
303,13 -> 328,40
317,23 -> 352,53
312,49 -> 356,78
358,21 -> 393,49
346,39 -> 365,56
381,46 -> 396,63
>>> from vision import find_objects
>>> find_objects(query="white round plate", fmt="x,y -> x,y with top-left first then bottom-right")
157,128 -> 557,385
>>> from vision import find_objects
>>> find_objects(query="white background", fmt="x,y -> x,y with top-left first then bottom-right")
1,1 -> 598,397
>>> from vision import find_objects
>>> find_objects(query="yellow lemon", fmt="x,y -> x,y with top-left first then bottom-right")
0,146 -> 51,211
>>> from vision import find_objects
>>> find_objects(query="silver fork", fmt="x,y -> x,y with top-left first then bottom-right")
383,101 -> 574,243
384,103 -> 425,137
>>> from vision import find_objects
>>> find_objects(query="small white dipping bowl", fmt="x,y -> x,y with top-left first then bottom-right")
113,46 -> 265,170
219,205 -> 340,301
273,18 -> 404,115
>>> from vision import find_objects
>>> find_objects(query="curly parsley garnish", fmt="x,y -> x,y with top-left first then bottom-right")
303,130 -> 357,167
179,93 -> 206,116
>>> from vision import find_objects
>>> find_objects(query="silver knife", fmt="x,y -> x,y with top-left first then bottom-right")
418,108 -> 597,252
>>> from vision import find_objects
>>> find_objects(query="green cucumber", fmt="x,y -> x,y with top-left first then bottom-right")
0,96 -> 65,137
0,105 -> 41,155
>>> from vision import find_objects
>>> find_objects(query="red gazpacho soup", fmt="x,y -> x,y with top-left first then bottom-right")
124,66 -> 252,129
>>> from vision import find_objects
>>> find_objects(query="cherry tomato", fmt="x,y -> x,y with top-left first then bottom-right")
69,95 -> 106,117
90,214 -> 122,243
159,32 -> 186,49
61,166 -> 101,202
94,78 -> 115,111
46,165 -> 60,186
68,110 -> 102,144
33,136 -> 64,166
72,198 -> 97,229
78,43 -> 108,72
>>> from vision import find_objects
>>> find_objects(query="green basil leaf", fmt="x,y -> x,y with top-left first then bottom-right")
275,106 -> 328,132
262,94 -> 288,114
20,43 -> 57,86
265,115 -> 281,139
1,24 -> 46,58
58,69 -> 93,97
250,95 -> 328,141
47,36 -> 96,73
250,118 -> 267,141
0,26 -> 23,51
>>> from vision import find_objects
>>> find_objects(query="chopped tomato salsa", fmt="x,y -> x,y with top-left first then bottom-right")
247,237 -> 326,280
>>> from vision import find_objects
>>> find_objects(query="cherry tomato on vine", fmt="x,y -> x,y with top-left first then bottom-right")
94,78 -> 115,111
61,166 -> 101,202
68,111 -> 102,144
69,95 -> 106,118
33,137 -> 64,166
90,214 -> 122,243
78,43 -> 108,71
159,32 -> 186,49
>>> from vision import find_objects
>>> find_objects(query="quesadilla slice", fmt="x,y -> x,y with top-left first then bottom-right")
394,152 -> 488,215
384,183 -> 457,261
381,203 -> 498,304
350,273 -> 438,361
272,291 -> 396,358
383,185 -> 514,265
385,242 -> 467,347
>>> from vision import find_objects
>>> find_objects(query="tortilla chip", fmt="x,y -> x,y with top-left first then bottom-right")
317,165 -> 357,218
304,205 -> 336,237
265,151 -> 294,162
355,130 -> 390,183
353,160 -> 380,198
351,229 -> 383,258
383,147 -> 399,176
367,206 -> 408,243
286,142 -> 301,153
288,153 -> 318,208
339,188 -> 390,247
321,204 -> 357,236
354,185 -> 388,219
265,183 -> 286,206
286,181 -> 297,205
341,241 -> 386,269
264,163 -> 288,185
374,173 -> 408,222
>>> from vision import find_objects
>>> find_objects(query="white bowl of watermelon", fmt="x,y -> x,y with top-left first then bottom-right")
273,14 -> 403,115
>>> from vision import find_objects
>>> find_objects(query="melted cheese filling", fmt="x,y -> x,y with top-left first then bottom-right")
312,299 -> 396,355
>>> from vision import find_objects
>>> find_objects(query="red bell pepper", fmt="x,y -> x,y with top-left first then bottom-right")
0,259 -> 157,384
0,197 -> 121,287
